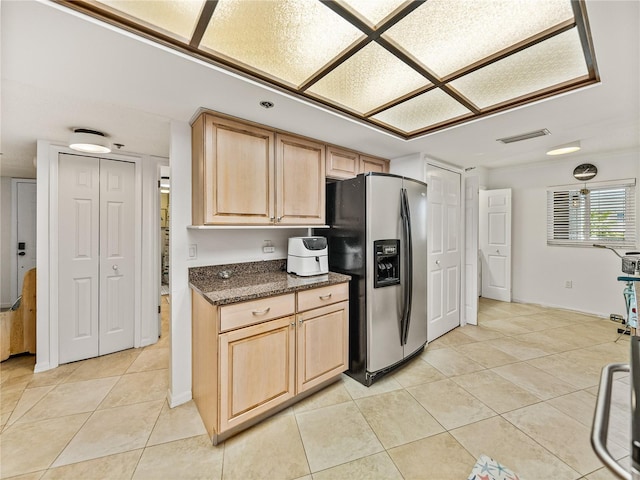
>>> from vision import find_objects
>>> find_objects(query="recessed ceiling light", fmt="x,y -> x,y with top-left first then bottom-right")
69,128 -> 111,154
259,100 -> 275,109
546,141 -> 581,156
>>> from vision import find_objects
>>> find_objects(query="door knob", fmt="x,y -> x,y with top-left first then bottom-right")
496,249 -> 500,254
112,265 -> 118,271
18,252 -> 26,256
435,260 -> 440,265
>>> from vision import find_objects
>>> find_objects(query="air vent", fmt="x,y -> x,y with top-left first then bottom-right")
497,129 -> 551,144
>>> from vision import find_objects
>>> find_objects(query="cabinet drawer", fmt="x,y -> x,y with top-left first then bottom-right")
297,283 -> 349,312
220,294 -> 295,332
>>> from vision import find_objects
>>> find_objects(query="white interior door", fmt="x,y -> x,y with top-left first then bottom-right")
99,159 -> 135,356
58,154 -> 136,364
464,175 -> 479,325
479,189 -> 512,302
16,180 -> 37,297
426,164 -> 461,341
58,154 -> 100,363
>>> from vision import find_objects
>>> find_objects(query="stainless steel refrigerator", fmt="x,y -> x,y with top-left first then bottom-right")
322,173 -> 428,386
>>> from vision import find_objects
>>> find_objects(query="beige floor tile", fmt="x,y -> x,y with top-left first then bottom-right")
296,401 -> 383,473
452,342 -> 520,368
27,362 -> 81,389
527,353 -> 605,389
126,348 -> 169,373
512,330 -> 578,354
63,349 -> 142,383
482,318 -> 533,336
389,358 -> 445,388
492,362 -> 578,400
503,402 -> 628,475
407,378 -> 496,430
134,435 -> 223,480
387,432 -> 476,480
519,312 -> 583,329
584,457 -> 630,479
2,471 -> 45,480
342,373 -> 402,400
422,347 -> 485,377
1,355 -> 35,385
146,400 -> 206,446
548,390 -> 630,452
222,413 -> 309,480
427,327 -> 477,347
99,369 -> 168,409
17,377 -> 118,424
356,389 -> 444,449
42,449 -> 142,480
455,324 -> 505,342
451,370 -> 540,414
6,385 -> 56,426
292,378 -> 352,414
0,413 -> 90,478
489,336 -> 551,360
52,400 -> 163,467
450,416 -> 581,479
311,452 -> 403,480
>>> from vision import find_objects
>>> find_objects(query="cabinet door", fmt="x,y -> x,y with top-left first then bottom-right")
359,155 -> 389,174
201,115 -> 275,224
219,315 -> 295,432
326,146 -> 359,179
296,301 -> 349,393
276,134 -> 325,225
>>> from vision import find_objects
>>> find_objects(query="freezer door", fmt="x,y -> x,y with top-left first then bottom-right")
366,174 -> 404,373
403,177 -> 428,356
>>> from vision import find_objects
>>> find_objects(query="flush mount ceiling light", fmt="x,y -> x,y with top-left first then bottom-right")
56,0 -> 599,140
546,141 -> 581,156
69,128 -> 111,154
259,100 -> 275,109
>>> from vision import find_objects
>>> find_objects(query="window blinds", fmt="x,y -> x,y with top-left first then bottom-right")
547,179 -> 636,247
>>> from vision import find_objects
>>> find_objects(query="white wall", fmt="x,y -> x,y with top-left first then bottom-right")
487,149 -> 639,317
0,176 -> 13,307
168,121 -> 308,406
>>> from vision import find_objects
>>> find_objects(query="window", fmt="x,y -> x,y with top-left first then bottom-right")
547,179 -> 636,247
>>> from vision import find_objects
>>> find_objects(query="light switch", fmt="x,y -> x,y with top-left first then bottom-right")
188,244 -> 197,259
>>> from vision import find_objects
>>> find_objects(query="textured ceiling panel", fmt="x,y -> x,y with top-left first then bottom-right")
307,42 -> 429,115
199,0 -> 363,87
450,29 -> 588,109
382,0 -> 575,79
372,88 -> 472,134
335,0 -> 410,28
97,0 -> 204,42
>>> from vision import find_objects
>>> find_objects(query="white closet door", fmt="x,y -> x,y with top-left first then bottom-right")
426,164 -> 461,341
99,159 -> 135,356
479,189 -> 512,302
58,154 -> 100,363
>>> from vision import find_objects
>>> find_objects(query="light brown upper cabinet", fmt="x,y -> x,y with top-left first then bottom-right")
360,155 -> 390,174
325,146 -> 389,180
192,112 -> 326,226
276,134 -> 325,225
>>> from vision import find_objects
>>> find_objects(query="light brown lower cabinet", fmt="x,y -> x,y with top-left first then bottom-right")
191,283 -> 349,445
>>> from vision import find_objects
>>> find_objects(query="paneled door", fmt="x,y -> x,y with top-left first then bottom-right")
58,154 -> 135,364
99,159 -> 135,356
426,164 -> 461,341
479,189 -> 512,302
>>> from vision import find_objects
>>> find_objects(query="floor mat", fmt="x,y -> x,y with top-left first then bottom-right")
468,454 -> 521,480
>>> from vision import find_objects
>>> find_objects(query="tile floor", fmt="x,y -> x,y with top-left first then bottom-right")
0,297 -> 632,479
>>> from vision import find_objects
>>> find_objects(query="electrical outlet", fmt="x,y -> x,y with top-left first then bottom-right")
565,280 -> 573,288
262,240 -> 274,254
188,244 -> 197,259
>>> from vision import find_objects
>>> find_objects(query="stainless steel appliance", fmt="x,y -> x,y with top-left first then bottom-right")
287,236 -> 329,276
591,335 -> 640,479
321,173 -> 428,386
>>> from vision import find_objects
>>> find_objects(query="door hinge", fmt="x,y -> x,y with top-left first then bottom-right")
158,180 -> 161,188
158,305 -> 161,314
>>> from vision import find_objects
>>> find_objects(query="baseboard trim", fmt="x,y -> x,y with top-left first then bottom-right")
34,361 -> 52,373
167,388 -> 192,408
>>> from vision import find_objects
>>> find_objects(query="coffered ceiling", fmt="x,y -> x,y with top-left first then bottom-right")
55,0 -> 599,139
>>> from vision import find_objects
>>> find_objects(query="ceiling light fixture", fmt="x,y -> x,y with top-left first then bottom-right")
546,141 -> 581,156
69,128 -> 111,154
259,100 -> 274,109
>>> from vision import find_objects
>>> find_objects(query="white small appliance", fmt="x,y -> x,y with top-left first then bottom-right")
287,237 -> 329,276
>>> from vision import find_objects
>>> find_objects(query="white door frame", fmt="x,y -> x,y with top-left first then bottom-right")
464,174 -> 479,325
11,178 -> 37,304
35,141 -> 156,372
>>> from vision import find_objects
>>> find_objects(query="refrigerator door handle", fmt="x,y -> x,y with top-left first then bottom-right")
401,188 -> 413,345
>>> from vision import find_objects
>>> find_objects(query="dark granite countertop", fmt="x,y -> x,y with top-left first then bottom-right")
189,259 -> 351,306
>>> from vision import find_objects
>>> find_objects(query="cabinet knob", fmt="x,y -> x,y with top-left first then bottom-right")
251,307 -> 271,316
319,293 -> 332,300
290,321 -> 295,327
277,216 -> 282,223
299,318 -> 303,325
